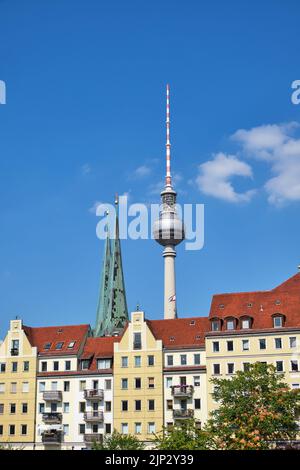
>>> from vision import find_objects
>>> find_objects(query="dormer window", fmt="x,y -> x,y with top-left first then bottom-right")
55,342 -> 64,350
240,316 -> 252,329
67,341 -> 76,349
81,360 -> 90,370
219,304 -> 225,309
273,315 -> 284,328
44,342 -> 52,350
247,303 -> 253,308
211,319 -> 221,332
226,319 -> 235,330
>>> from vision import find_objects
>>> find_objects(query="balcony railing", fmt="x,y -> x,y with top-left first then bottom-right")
84,411 -> 104,422
84,389 -> 104,400
173,409 -> 194,419
10,348 -> 19,356
42,412 -> 62,424
42,431 -> 62,444
84,433 -> 103,444
171,385 -> 194,398
43,391 -> 62,402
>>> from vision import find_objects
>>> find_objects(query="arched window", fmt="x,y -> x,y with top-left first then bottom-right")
224,317 -> 237,331
240,316 -> 253,329
210,317 -> 222,332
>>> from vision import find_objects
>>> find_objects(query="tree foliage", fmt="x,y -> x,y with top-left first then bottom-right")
92,430 -> 145,450
206,362 -> 300,450
154,420 -> 211,450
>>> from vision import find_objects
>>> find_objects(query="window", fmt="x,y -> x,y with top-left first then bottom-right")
51,381 -> 57,391
227,363 -> 235,374
105,379 -> 112,390
227,341 -> 234,352
194,399 -> 201,409
212,342 -> 219,352
55,342 -> 64,350
135,400 -> 141,411
276,361 -> 284,372
148,355 -> 154,366
213,364 -> 220,375
64,381 -> 70,392
79,381 -> 86,391
41,362 -> 47,372
135,422 -> 142,434
275,338 -> 282,349
23,361 -> 29,372
148,422 -> 155,434
11,382 -> 17,393
105,423 -> 112,434
63,424 -> 69,436
105,401 -> 111,412
39,403 -> 45,414
121,356 -> 128,368
148,377 -> 155,389
166,377 -> 173,388
166,399 -> 173,410
122,400 -> 128,411
194,354 -> 200,365
12,362 -> 18,373
68,341 -> 76,349
135,378 -> 141,389
273,316 -> 283,328
53,361 -> 59,371
133,332 -> 142,350
79,424 -> 85,434
22,403 -> 28,414
51,403 -> 57,412
291,360 -> 299,372
242,339 -> 249,351
180,354 -> 187,366
81,360 -> 90,370
63,402 -> 70,413
11,340 -> 19,356
79,402 -> 86,413
194,376 -> 200,387
0,404 -> 3,414
21,425 -> 27,435
211,320 -> 220,331
121,378 -> 128,390
39,382 -> 45,392
148,400 -> 155,411
0,425 -> 3,435
167,355 -> 173,366
243,363 -> 250,372
134,356 -> 141,367
241,318 -> 251,329
97,358 -> 110,369
10,403 -> 16,414
226,319 -> 235,330
292,384 -> 300,389
65,361 -> 71,371
44,342 -> 51,350
259,339 -> 266,350
9,425 -> 15,435
121,423 -> 128,434
0,363 -> 5,373
290,337 -> 297,348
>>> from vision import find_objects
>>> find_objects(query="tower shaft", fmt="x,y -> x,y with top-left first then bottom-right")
163,245 -> 177,319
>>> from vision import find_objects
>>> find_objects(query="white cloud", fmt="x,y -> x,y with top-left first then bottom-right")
232,122 -> 300,206
133,165 -> 152,178
196,152 -> 255,203
81,163 -> 91,175
88,201 -> 102,214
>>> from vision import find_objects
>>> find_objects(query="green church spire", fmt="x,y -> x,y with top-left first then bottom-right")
94,198 -> 128,336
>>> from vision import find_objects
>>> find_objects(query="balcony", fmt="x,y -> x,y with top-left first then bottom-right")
43,391 -> 62,402
84,411 -> 104,422
84,433 -> 103,444
173,409 -> 194,419
171,385 -> 194,398
42,412 -> 62,424
84,389 -> 104,400
10,348 -> 19,356
42,431 -> 62,445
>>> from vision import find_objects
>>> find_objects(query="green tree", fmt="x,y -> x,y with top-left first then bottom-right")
154,420 -> 211,450
92,430 -> 145,450
206,362 -> 300,450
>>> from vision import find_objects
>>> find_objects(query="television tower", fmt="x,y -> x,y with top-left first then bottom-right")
153,85 -> 185,319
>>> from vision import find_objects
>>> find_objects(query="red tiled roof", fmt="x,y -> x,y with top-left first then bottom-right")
147,317 -> 210,348
80,336 -> 121,371
208,273 -> 300,330
23,324 -> 90,356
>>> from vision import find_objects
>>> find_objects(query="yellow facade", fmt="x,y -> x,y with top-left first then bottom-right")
113,311 -> 163,444
0,320 -> 37,448
205,330 -> 300,414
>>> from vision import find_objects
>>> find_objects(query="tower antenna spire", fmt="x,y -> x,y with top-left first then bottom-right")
166,84 -> 172,188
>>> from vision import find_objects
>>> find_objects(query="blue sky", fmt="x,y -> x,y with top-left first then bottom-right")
1,0 -> 300,338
